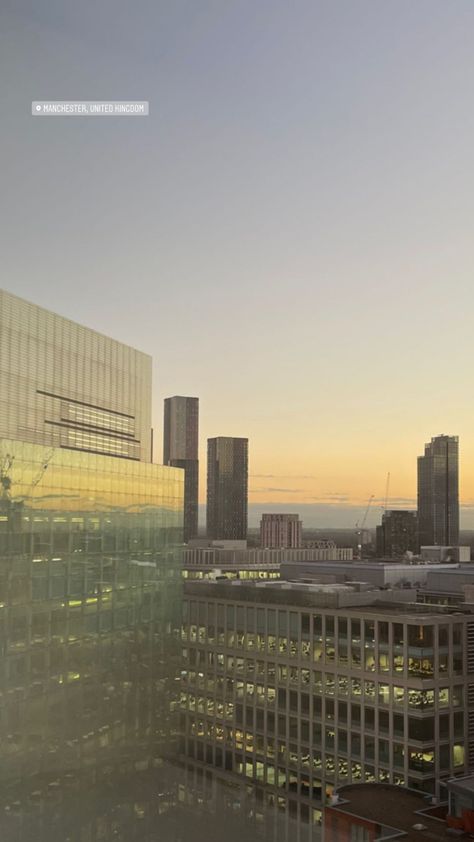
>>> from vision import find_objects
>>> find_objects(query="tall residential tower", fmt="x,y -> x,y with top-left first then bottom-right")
375,510 -> 418,557
164,396 -> 199,541
417,434 -> 459,547
206,436 -> 248,540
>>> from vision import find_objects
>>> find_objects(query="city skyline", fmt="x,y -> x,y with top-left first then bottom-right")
3,2 -> 474,526
5,2 -> 474,837
4,288 -> 474,530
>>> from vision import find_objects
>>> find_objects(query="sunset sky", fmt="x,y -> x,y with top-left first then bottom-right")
2,1 -> 474,527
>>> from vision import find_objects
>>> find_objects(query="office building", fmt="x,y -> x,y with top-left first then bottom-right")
375,510 -> 418,557
260,513 -> 302,549
0,289 -> 153,462
183,545 -> 353,581
418,434 -> 459,548
206,437 -> 248,541
180,575 -> 473,822
0,290 -> 184,839
164,395 -> 199,541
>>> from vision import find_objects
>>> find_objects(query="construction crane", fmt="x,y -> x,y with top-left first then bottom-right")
0,454 -> 14,500
1,449 -> 54,504
355,494 -> 374,559
29,449 -> 54,493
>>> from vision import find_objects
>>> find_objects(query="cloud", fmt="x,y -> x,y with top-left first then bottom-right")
250,487 -> 305,494
250,474 -> 276,479
250,474 -> 318,480
309,493 -> 350,504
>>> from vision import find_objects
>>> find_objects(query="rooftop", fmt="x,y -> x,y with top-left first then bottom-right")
328,784 -> 449,842
446,774 -> 474,796
183,579 -> 474,617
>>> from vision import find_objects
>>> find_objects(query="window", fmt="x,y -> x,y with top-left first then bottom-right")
438,687 -> 450,707
454,711 -> 464,738
408,688 -> 434,709
350,825 -> 370,842
351,704 -> 360,726
393,686 -> 405,706
393,623 -> 404,646
409,748 -> 434,772
393,743 -> 404,768
364,708 -> 375,731
379,710 -> 389,733
378,683 -> 390,705
393,713 -> 404,737
453,744 -> 465,768
408,716 -> 434,741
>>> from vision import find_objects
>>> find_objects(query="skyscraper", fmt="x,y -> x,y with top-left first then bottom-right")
260,513 -> 302,548
164,396 -> 199,541
206,437 -> 248,540
417,434 -> 459,547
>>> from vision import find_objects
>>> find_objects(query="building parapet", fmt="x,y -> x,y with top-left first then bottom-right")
184,546 -> 353,569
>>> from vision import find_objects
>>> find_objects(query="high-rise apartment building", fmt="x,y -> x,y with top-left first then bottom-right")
0,290 -> 184,839
376,510 -> 418,557
164,396 -> 199,541
206,437 -> 248,541
260,513 -> 302,548
418,434 -> 459,547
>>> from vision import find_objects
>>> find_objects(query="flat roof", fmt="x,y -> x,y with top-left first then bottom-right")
447,775 -> 474,795
427,568 -> 474,576
329,784 -> 449,842
183,581 -> 474,617
284,561 -> 458,570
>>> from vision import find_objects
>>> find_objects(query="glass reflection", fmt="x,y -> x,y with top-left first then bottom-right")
0,439 -> 183,841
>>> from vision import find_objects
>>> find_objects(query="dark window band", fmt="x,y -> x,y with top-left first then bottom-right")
45,418 -> 139,443
37,389 -> 135,420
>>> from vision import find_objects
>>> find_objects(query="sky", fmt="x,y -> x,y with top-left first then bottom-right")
1,1 -> 474,528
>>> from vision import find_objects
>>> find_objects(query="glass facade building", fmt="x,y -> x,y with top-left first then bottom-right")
0,290 -> 153,462
0,290 -> 188,841
418,435 -> 459,548
0,439 -> 184,839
